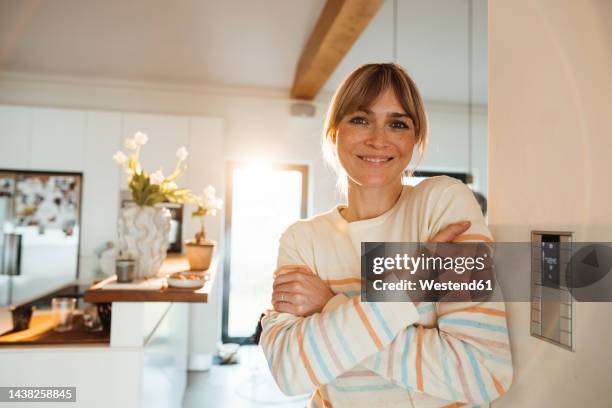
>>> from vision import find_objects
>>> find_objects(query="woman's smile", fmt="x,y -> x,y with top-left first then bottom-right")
355,154 -> 396,164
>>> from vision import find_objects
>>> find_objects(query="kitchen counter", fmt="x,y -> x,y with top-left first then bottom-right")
0,255 -> 219,408
84,255 -> 216,303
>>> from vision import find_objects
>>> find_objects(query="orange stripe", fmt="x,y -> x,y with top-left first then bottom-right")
312,389 -> 333,408
416,325 -> 424,391
491,373 -> 506,395
296,320 -> 320,386
441,403 -> 466,408
272,331 -> 286,378
323,277 -> 362,285
453,234 -> 493,243
264,323 -> 284,352
352,297 -> 383,350
465,306 -> 506,317
312,389 -> 324,408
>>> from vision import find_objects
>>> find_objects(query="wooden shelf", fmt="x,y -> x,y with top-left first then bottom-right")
84,255 -> 217,304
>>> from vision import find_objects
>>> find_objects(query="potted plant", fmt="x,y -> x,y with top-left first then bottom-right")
113,132 -> 193,279
185,186 -> 223,270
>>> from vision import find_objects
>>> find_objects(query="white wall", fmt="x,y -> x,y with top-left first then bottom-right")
489,0 -> 612,406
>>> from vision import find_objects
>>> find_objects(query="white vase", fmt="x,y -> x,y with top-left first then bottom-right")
117,206 -> 171,279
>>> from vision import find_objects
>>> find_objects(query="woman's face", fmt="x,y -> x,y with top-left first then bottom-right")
335,88 -> 416,189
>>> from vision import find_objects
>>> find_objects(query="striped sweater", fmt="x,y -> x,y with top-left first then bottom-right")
260,176 -> 513,407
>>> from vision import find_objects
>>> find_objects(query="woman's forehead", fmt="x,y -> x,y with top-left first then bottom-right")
348,87 -> 406,111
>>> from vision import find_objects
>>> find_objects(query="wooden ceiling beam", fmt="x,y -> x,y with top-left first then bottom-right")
290,0 -> 385,100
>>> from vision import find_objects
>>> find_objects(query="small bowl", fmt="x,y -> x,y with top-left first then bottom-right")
167,271 -> 207,289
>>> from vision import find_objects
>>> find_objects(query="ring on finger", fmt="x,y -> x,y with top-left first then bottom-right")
280,294 -> 284,302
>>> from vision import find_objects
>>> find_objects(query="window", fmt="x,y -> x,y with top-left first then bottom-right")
222,162 -> 308,343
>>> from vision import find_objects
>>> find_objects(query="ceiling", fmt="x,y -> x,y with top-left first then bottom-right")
0,0 -> 487,105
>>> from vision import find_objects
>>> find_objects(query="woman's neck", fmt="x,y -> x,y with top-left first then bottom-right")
341,180 -> 404,222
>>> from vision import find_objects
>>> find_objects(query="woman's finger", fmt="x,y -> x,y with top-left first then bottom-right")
273,281 -> 304,294
273,301 -> 300,315
273,271 -> 308,288
273,264 -> 312,278
430,220 -> 471,243
271,291 -> 301,304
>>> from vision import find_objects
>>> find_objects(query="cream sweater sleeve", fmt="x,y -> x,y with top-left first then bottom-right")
260,223 -> 420,396
358,182 -> 514,405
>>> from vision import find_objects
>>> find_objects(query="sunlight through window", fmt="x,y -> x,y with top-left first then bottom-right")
224,163 -> 307,340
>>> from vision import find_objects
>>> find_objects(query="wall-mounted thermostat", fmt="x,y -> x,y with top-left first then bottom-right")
531,231 -> 574,351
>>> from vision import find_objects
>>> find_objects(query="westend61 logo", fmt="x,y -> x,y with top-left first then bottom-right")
360,242 -> 612,302
362,242 -> 496,303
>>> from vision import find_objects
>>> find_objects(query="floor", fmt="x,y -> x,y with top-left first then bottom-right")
182,346 -> 310,408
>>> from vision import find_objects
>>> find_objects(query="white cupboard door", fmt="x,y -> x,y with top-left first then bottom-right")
81,111 -> 122,257
30,108 -> 86,172
0,105 -> 31,170
185,117 -> 224,243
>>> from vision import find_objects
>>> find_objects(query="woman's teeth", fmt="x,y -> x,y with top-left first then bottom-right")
358,155 -> 393,163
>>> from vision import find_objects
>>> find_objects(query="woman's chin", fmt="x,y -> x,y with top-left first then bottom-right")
349,175 -> 401,189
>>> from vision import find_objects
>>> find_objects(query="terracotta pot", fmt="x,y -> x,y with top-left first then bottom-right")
185,240 -> 215,271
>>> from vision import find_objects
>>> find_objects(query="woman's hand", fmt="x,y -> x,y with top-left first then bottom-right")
272,265 -> 334,317
430,220 -> 471,242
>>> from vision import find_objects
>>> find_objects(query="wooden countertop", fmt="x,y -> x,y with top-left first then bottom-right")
84,255 -> 217,304
0,312 -> 110,346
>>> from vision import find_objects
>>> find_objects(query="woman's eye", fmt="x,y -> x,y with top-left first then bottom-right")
389,121 -> 408,129
349,117 -> 369,126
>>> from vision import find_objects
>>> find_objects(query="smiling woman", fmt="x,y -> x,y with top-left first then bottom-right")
259,63 -> 513,408
322,63 -> 427,204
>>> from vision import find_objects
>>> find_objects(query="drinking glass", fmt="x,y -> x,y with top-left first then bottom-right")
52,297 -> 77,332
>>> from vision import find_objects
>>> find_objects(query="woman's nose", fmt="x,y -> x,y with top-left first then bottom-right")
365,126 -> 389,148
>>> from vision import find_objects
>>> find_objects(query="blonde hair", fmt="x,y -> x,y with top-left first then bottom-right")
322,63 -> 428,194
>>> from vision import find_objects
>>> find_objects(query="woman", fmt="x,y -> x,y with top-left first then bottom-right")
260,63 -> 513,407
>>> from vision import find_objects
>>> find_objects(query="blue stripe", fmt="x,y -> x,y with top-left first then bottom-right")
373,352 -> 382,371
368,303 -> 394,340
331,383 -> 399,393
400,326 -> 415,387
463,342 -> 491,403
306,319 -> 333,382
441,318 -> 508,334
265,324 -> 295,395
280,329 -> 294,395
472,346 -> 513,368
330,311 -> 358,366
417,303 -> 435,314
265,324 -> 288,369
440,336 -> 458,400
344,290 -> 360,297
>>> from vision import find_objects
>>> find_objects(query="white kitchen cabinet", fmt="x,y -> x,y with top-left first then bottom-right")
29,108 -> 86,171
81,111 -> 122,257
419,109 -> 470,172
0,105 -> 31,170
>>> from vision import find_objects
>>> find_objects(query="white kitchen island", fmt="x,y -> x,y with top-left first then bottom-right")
0,256 -> 217,408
